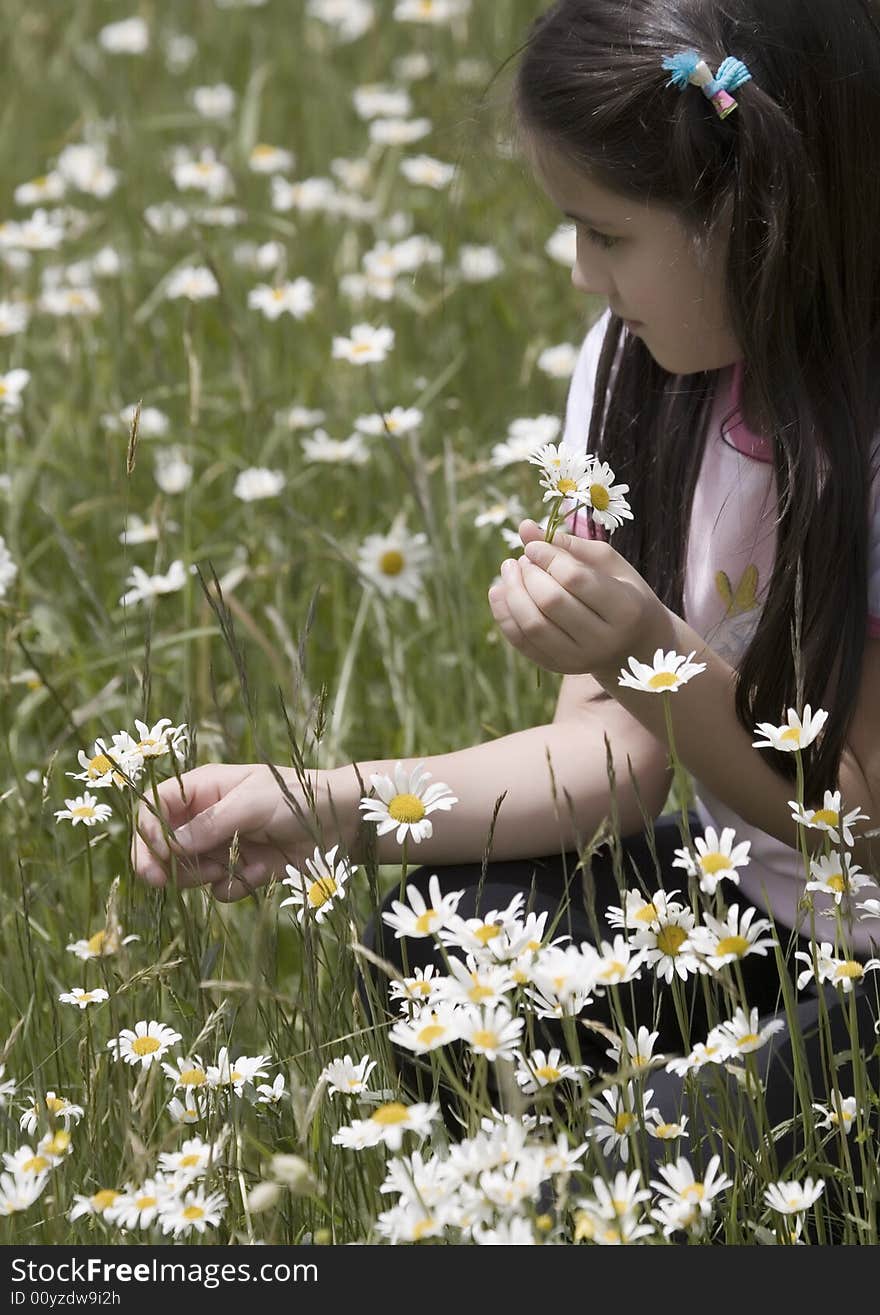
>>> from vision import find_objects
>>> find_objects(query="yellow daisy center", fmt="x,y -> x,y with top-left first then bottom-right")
45,1096 -> 66,1113
780,727 -> 802,745
656,924 -> 687,956
715,934 -> 750,958
411,979 -> 432,995
47,1131 -> 70,1154
472,1029 -> 500,1050
88,753 -> 114,777
812,808 -> 839,826
72,805 -> 97,818
271,288 -> 286,300
416,1024 -> 446,1046
91,1190 -> 119,1210
0,384 -> 6,396
653,1122 -> 677,1138
252,144 -> 275,157
77,992 -> 98,1003
555,477 -> 578,494
307,875 -> 337,907
737,1033 -> 760,1049
589,483 -> 610,511
182,1205 -> 205,1221
700,852 -> 729,875
179,1068 -> 207,1086
634,903 -> 658,924
835,961 -> 864,980
534,1065 -> 561,1083
599,960 -> 627,981
414,910 -> 438,934
473,923 -> 501,945
179,1154 -> 201,1168
826,873 -> 846,894
614,1112 -> 635,1134
412,1218 -> 435,1241
467,982 -> 495,1003
136,1195 -> 157,1211
388,793 -> 425,823
648,671 -> 679,690
86,930 -> 107,954
682,1183 -> 705,1201
131,1036 -> 161,1057
22,1156 -> 50,1173
371,1102 -> 409,1126
351,341 -> 373,356
379,549 -> 405,575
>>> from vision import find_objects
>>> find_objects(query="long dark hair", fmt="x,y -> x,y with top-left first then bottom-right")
514,0 -> 880,807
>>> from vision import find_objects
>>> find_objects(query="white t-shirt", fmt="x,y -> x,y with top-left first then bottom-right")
561,310 -> 880,950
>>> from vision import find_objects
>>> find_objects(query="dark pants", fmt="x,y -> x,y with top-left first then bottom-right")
360,813 -> 878,1193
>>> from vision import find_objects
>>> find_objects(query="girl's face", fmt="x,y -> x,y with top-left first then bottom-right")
535,146 -> 742,374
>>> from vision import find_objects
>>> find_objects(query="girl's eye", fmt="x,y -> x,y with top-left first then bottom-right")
584,227 -> 619,251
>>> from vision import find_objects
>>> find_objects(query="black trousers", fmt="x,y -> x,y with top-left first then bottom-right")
360,813 -> 878,1189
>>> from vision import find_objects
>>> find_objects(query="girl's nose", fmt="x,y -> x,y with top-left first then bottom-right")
571,257 -> 611,299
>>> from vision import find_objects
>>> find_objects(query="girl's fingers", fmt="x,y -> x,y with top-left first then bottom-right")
518,556 -> 599,644
496,558 -> 581,661
134,764 -> 256,861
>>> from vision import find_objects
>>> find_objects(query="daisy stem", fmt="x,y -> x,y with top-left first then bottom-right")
84,832 -> 95,926
661,691 -> 692,850
398,839 -> 410,980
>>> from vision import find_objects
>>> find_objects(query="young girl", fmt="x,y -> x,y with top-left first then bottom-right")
133,0 -> 880,1159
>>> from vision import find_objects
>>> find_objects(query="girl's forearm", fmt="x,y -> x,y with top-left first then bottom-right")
326,709 -> 671,867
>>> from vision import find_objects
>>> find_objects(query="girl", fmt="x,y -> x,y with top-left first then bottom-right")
133,0 -> 880,1164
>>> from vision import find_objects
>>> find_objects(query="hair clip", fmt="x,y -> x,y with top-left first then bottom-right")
662,50 -> 752,120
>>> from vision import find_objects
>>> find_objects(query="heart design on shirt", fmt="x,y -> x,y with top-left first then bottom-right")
715,563 -> 759,617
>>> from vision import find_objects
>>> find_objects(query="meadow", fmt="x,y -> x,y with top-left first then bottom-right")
1,0 -> 878,1247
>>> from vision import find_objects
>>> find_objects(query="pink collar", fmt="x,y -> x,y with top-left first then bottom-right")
723,360 -> 773,462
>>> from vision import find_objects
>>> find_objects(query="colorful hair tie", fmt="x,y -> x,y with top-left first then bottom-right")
662,50 -> 752,120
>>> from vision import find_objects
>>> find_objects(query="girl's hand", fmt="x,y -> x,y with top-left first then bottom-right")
131,763 -> 348,902
487,518 -> 673,678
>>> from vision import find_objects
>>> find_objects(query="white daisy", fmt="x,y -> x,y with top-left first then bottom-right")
490,415 -> 561,468
579,459 -> 634,533
332,1100 -> 440,1152
368,117 -> 432,147
435,955 -> 516,1008
805,851 -> 873,906
672,826 -> 751,895
389,965 -> 444,1008
0,300 -> 30,335
129,717 -> 188,761
332,323 -> 394,365
68,1189 -> 122,1221
389,1003 -> 462,1054
706,1006 -> 785,1057
545,223 -> 577,266
158,1187 -> 226,1237
255,1074 -> 286,1106
357,524 -> 431,601
165,265 -> 219,301
359,760 -> 457,846
589,934 -> 649,987
605,1025 -> 664,1072
605,886 -> 678,932
664,1040 -> 729,1077
0,1170 -> 50,1215
529,442 -> 592,505
515,1047 -> 586,1093
381,873 -> 464,939
752,705 -> 829,753
58,987 -> 109,1009
455,1005 -> 524,1062
0,368 -> 30,412
301,430 -> 370,465
248,143 -> 295,173
98,17 -> 149,53
689,903 -> 778,970
19,1092 -> 84,1136
160,1056 -> 209,1092
320,1054 -> 377,1097
66,926 -> 138,960
651,1154 -> 732,1219
764,1178 -> 825,1215
120,560 -> 188,607
812,1094 -> 860,1134
233,466 -> 286,500
205,1047 -> 271,1093
54,792 -> 113,827
617,648 -> 707,695
191,83 -> 237,119
628,903 -> 702,984
248,279 -> 315,320
788,789 -> 869,847
107,1020 -> 183,1069
157,1136 -> 220,1182
458,244 -> 504,282
400,154 -> 455,188
354,406 -> 423,437
167,1097 -> 204,1124
67,735 -> 142,788
280,843 -> 354,924
587,1082 -> 659,1164
645,1112 -> 689,1141
105,1176 -> 177,1229
536,342 -> 579,378
794,943 -> 880,994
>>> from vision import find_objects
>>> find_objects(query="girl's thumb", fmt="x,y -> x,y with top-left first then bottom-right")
172,799 -> 238,856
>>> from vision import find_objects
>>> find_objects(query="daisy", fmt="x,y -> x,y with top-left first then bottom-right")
359,760 -> 457,846
165,265 -> 219,301
400,154 -> 455,188
382,877 -> 464,943
764,1178 -> 825,1215
706,1006 -> 786,1057
233,467 -> 286,501
167,1097 -> 203,1124
171,148 -> 231,199
354,406 -> 423,437
248,143 -> 295,173
15,173 -> 66,206
587,1083 -> 659,1164
529,442 -> 592,505
332,1100 -> 440,1152
605,886 -> 678,932
39,286 -> 101,317
255,1074 -> 286,1106
205,1046 -> 271,1093
453,1005 -> 522,1062
788,789 -> 869,847
394,0 -> 470,23
628,904 -> 702,984
752,704 -> 829,753
106,1177 -> 177,1229
0,300 -> 30,335
537,342 -> 579,379
458,243 -> 504,282
161,1056 -> 209,1092
369,117 -> 432,146
157,1136 -> 220,1181
857,898 -> 880,921
581,1169 -> 652,1225
67,735 -> 142,788
320,1054 -> 378,1097
4,1140 -> 67,1177
515,1047 -> 586,1093
191,83 -> 236,119
0,1066 -> 17,1108
490,415 -> 561,468
120,561 -> 188,607
352,84 -> 413,120
389,1003 -> 462,1054
473,494 -> 526,530
280,843 -> 354,924
605,1025 -> 665,1073
650,1154 -> 732,1219
375,1201 -> 444,1244
332,323 -> 394,365
525,941 -> 598,1013
68,1189 -> 122,1221
0,1170 -> 50,1215
805,852 -> 873,906
589,934 -> 649,987
545,222 -> 576,265
689,903 -> 778,970
438,892 -> 531,960
617,647 -> 707,695
0,369 -> 30,413
579,459 -> 634,533
129,717 -> 188,761
479,1158 -> 546,1211
301,430 -> 370,465
812,1094 -> 860,1134
158,1187 -> 226,1237
66,926 -> 138,960
248,279 -> 315,320
19,1092 -> 84,1136
107,1020 -> 183,1069
54,792 -> 113,827
357,525 -> 431,601
794,943 -> 880,994
98,17 -> 149,53
58,987 -> 109,1009
645,1112 -> 689,1141
271,174 -> 337,214
672,826 -> 751,895
435,955 -> 516,1008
